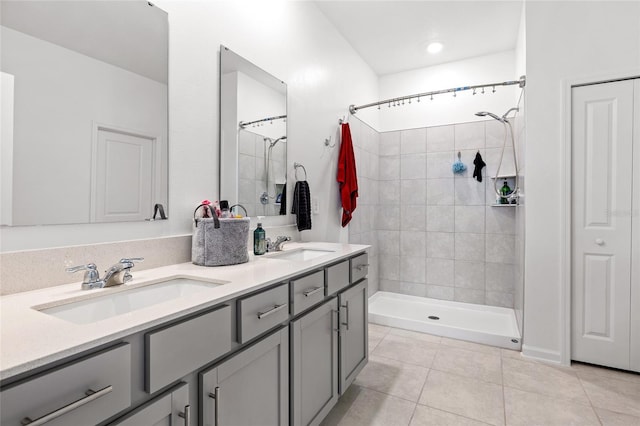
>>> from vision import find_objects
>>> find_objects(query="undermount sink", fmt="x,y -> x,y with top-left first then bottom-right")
35,277 -> 227,325
265,248 -> 335,261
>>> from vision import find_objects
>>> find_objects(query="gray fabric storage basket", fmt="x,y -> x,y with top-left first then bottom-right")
192,207 -> 250,266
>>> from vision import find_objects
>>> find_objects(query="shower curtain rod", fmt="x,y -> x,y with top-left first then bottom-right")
348,75 -> 526,114
239,114 -> 287,129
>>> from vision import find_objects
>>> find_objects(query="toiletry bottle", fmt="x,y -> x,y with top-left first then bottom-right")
500,180 -> 512,204
254,223 -> 266,255
220,200 -> 231,218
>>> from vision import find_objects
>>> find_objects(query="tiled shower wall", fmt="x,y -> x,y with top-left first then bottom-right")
349,116 -> 519,308
346,118 -> 380,297
238,129 -> 286,217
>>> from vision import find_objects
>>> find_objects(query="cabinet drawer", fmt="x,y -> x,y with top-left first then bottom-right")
326,260 -> 350,296
290,270 -> 325,316
145,304 -> 231,393
350,253 -> 369,283
1,343 -> 131,426
238,283 -> 289,344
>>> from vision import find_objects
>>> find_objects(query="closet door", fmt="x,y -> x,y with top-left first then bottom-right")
631,79 -> 640,372
571,79 -> 634,370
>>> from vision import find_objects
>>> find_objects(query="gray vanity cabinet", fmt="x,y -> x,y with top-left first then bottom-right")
199,327 -> 289,426
338,279 -> 368,394
0,343 -> 131,426
291,298 -> 339,426
109,382 -> 190,426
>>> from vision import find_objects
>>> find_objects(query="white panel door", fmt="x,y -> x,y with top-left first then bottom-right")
92,128 -> 155,222
631,79 -> 640,372
571,79 -> 634,370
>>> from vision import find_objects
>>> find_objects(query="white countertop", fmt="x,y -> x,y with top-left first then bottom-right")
0,242 -> 368,381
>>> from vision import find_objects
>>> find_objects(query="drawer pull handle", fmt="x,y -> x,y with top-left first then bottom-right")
354,263 -> 369,271
257,303 -> 287,319
303,286 -> 323,297
178,404 -> 190,425
20,385 -> 113,426
341,301 -> 350,331
208,386 -> 220,426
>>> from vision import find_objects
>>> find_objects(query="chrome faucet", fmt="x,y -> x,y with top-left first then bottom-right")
266,236 -> 292,252
66,257 -> 144,290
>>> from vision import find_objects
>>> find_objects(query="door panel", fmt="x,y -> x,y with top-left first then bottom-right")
291,298 -> 339,426
631,79 -> 640,372
110,382 -> 188,426
200,327 -> 288,426
572,80 -> 634,370
339,280 -> 368,394
92,127 -> 155,222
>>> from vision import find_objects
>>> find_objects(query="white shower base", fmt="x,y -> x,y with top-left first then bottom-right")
369,292 -> 521,350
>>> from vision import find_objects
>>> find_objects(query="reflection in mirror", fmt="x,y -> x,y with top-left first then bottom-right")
220,46 -> 287,217
0,1 -> 168,226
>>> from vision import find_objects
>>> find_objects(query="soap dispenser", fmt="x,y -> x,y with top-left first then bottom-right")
254,223 -> 266,255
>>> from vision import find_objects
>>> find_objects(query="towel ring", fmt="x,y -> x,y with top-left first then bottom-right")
294,162 -> 307,181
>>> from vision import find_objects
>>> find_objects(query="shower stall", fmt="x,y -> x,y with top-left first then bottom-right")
347,78 -> 526,350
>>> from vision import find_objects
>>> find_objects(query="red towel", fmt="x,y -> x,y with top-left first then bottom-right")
337,123 -> 358,227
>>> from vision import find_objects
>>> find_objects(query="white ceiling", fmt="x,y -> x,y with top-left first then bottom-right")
315,1 -> 523,76
1,1 -> 168,84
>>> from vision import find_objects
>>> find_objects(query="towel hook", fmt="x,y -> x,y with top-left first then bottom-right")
294,162 -> 307,181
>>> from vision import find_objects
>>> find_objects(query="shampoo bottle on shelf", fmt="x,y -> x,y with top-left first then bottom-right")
254,223 -> 266,255
500,180 -> 512,204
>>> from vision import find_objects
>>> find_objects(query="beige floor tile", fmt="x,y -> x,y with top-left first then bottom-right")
369,323 -> 392,337
410,405 -> 490,426
321,384 -> 364,426
372,333 -> 439,368
329,387 -> 416,426
440,337 -> 501,356
500,349 -> 525,360
431,345 -> 502,384
580,373 -> 640,417
502,357 -> 590,405
354,355 -> 429,402
572,361 -> 640,384
595,408 -> 640,426
368,323 -> 391,353
504,386 -> 600,426
419,370 -> 504,426
388,328 -> 442,344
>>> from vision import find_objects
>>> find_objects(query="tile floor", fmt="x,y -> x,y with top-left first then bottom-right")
321,324 -> 640,426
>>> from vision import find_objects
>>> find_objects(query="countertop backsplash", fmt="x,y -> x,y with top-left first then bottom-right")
0,224 -> 301,296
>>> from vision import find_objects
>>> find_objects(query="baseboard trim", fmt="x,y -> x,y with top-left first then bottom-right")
522,344 -> 563,364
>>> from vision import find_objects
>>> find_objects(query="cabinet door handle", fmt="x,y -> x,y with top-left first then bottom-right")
208,386 -> 220,426
20,385 -> 113,426
303,286 -> 323,297
257,303 -> 287,319
354,263 -> 369,271
178,404 -> 191,425
341,301 -> 350,331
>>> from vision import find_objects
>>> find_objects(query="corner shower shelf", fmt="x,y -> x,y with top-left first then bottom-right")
491,203 -> 518,207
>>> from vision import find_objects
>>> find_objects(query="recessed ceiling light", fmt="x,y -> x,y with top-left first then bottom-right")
427,42 -> 443,54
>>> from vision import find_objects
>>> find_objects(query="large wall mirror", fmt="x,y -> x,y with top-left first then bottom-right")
0,1 -> 168,226
220,46 -> 287,217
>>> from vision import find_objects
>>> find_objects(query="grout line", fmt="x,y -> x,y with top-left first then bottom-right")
575,372 -> 605,425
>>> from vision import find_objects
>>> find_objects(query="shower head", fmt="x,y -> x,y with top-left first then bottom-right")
269,136 -> 287,148
475,111 -> 504,122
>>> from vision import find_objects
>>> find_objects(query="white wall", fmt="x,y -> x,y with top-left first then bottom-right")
376,51 -> 520,132
0,26 -> 167,226
0,1 -> 378,251
523,1 -> 640,363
